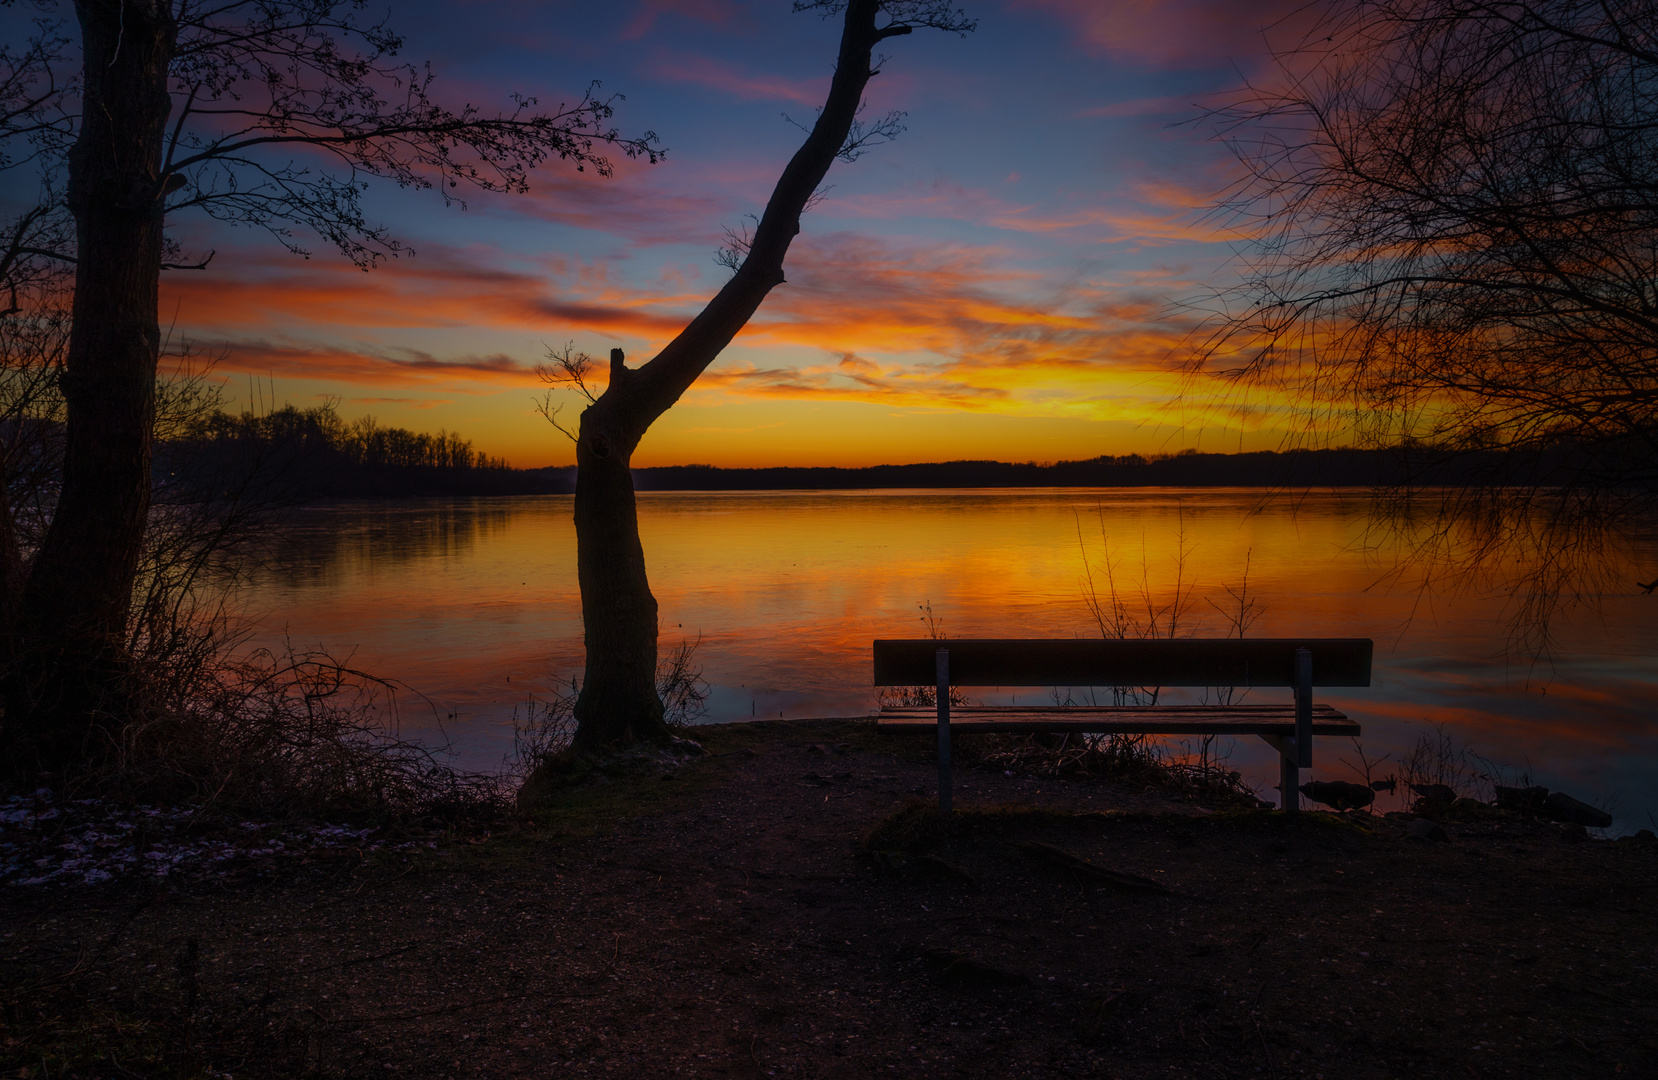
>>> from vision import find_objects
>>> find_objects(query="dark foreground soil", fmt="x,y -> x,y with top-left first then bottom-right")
3,718 -> 1655,1080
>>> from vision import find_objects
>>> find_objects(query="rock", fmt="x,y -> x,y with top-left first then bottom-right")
1450,797 -> 1489,817
668,736 -> 707,756
1543,791 -> 1612,828
1494,785 -> 1549,813
1299,780 -> 1375,812
1559,823 -> 1589,842
1369,777 -> 1397,794
1409,783 -> 1458,803
1637,829 -> 1657,842
1407,818 -> 1450,843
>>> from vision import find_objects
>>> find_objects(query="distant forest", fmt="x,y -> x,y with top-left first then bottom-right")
158,408 -> 1605,499
161,404 -> 554,499
624,450 -> 1412,492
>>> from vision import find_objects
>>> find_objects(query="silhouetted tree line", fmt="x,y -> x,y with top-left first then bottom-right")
141,426 -> 1642,501
160,404 -> 563,500
618,443 -> 1638,492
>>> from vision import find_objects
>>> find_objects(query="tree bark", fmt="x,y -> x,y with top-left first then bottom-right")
571,350 -> 668,749
570,0 -> 905,748
4,0 -> 176,772
0,453 -> 22,675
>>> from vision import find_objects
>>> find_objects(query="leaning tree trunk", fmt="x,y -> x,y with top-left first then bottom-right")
4,0 -> 176,774
570,0 -> 912,749
571,352 -> 669,748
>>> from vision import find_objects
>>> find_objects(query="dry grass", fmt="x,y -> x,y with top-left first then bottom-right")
952,729 -> 1267,808
507,633 -> 712,785
4,369 -> 519,824
105,642 -> 511,821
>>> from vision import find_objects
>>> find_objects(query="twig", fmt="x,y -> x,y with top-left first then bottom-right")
1255,1018 -> 1278,1077
308,942 -> 421,973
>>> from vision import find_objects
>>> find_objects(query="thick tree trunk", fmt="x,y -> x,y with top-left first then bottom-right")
3,0 -> 176,773
0,455 -> 21,679
568,0 -> 904,748
571,351 -> 668,748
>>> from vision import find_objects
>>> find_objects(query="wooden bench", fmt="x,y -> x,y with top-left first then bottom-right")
873,638 -> 1372,812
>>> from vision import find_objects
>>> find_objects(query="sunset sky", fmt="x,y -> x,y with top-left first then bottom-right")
160,0 -> 1314,469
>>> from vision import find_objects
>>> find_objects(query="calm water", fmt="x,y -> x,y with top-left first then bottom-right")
240,489 -> 1658,830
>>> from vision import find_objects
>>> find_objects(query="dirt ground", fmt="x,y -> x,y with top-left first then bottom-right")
3,717 -> 1656,1079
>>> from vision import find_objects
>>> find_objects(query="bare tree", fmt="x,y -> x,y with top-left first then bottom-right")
1189,0 -> 1658,637
540,0 -> 973,752
1,0 -> 660,775
0,21 -> 75,668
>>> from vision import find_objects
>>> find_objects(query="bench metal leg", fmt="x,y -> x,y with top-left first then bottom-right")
1294,647 -> 1313,769
1261,733 -> 1301,812
936,647 -> 951,813
1284,646 -> 1313,812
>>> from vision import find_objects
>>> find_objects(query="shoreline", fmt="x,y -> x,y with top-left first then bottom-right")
4,717 -> 1654,1078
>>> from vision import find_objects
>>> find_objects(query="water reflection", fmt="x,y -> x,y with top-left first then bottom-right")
239,489 -> 1658,830
257,499 -> 516,587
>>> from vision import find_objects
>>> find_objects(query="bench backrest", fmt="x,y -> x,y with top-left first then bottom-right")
872,638 -> 1372,688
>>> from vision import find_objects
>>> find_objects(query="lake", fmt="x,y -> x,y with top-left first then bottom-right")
240,489 -> 1658,831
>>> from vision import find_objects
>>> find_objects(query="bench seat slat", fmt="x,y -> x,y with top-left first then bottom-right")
873,637 -> 1373,687
877,703 -> 1357,736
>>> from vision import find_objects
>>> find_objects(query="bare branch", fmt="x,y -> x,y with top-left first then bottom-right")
714,214 -> 758,273
1189,0 -> 1658,643
533,392 -> 579,445
147,3 -> 664,265
1194,0 -> 1658,467
536,343 -> 600,405
161,250 -> 216,271
792,0 -> 977,36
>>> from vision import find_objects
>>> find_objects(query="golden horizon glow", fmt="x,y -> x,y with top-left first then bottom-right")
150,0 -> 1327,469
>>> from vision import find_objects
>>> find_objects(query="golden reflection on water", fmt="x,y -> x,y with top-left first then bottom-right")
241,489 -> 1658,827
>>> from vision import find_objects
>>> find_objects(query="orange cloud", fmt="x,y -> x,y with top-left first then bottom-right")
735,231 -> 1201,369
202,341 -> 539,387
168,230 -> 1215,420
345,396 -> 455,409
695,354 -> 1012,410
827,178 -> 1237,245
162,250 -> 703,340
